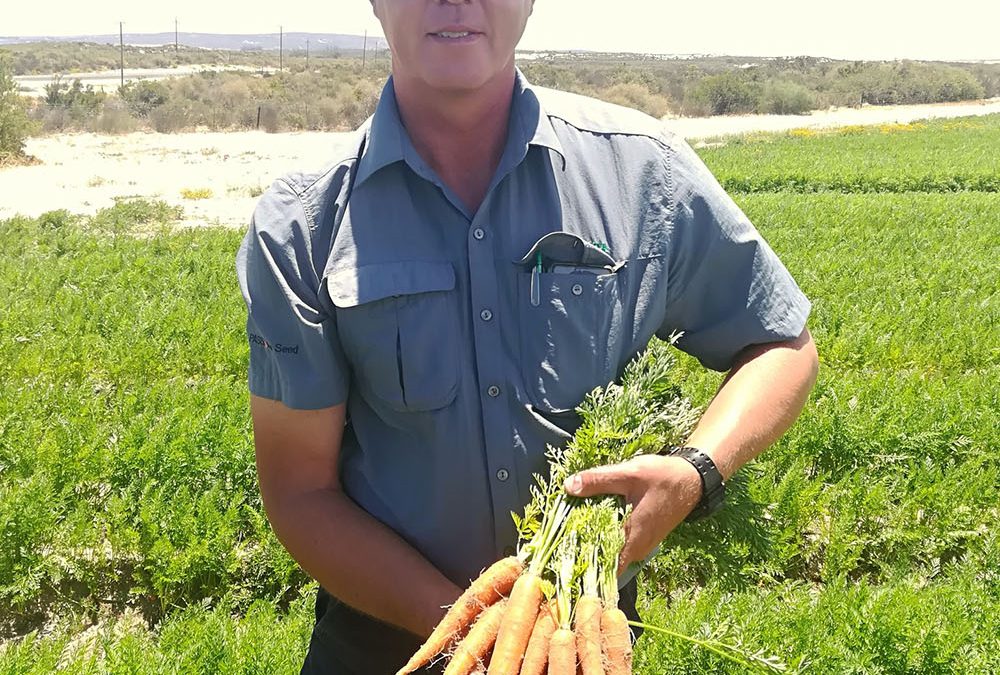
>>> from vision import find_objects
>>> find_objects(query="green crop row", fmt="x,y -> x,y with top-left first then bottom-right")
2,185 -> 997,671
698,114 -> 1000,193
0,205 -> 298,635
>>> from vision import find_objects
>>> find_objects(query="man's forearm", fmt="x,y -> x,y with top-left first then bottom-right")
686,328 -> 819,480
264,487 -> 462,638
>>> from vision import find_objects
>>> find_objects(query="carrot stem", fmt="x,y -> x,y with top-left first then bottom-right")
626,620 -> 788,672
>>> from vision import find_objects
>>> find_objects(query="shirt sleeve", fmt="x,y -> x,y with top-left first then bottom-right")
235,178 -> 350,409
655,135 -> 811,372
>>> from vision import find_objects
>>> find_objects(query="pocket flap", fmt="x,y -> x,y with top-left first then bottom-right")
515,232 -> 618,269
327,261 -> 456,308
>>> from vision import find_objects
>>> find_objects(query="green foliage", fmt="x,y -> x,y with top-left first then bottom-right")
1,110 -> 998,672
118,80 -> 170,118
700,114 -> 1000,193
31,61 -> 389,134
43,75 -> 105,111
0,591 -> 316,674
760,79 -> 816,115
36,75 -> 108,131
0,53 -> 37,159
13,44 -> 999,138
688,71 -> 760,115
837,60 -> 987,106
0,200 -> 303,634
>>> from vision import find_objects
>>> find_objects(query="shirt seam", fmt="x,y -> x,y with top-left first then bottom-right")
544,110 -> 677,153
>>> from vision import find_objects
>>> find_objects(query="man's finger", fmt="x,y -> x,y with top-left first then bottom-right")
563,462 -> 635,498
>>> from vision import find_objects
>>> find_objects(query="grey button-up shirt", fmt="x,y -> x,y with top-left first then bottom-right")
235,70 -> 810,588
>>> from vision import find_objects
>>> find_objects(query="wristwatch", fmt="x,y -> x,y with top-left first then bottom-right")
658,445 -> 726,521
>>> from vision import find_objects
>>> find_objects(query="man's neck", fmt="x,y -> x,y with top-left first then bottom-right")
391,67 -> 516,213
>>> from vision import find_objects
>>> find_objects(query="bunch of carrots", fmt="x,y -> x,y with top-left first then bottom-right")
397,339 -> 703,675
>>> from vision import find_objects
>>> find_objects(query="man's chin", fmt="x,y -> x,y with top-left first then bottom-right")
418,66 -> 497,95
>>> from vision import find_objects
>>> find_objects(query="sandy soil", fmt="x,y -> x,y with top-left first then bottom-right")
2,98 -> 999,229
1,130 -> 350,228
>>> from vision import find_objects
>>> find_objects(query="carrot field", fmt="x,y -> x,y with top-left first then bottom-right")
1,115 -> 997,673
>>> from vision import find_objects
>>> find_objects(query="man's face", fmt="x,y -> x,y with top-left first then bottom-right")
372,0 -> 534,92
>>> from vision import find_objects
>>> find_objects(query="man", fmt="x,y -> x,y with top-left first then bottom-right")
235,0 -> 819,672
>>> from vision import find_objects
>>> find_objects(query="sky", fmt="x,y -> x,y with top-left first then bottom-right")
3,0 -> 999,62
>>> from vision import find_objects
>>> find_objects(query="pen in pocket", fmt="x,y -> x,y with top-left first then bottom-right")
531,251 -> 541,307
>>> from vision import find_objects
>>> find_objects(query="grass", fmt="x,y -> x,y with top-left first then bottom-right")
1,116 -> 998,671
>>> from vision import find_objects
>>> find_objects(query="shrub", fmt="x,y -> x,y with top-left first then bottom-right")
600,82 -> 673,118
760,79 -> 816,115
91,99 -> 137,134
689,71 -> 759,115
43,75 -> 105,114
150,100 -> 191,133
258,103 -> 280,132
38,105 -> 69,132
118,80 -> 170,118
0,53 -> 37,158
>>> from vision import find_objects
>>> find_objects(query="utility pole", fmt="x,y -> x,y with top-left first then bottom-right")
279,25 -> 283,72
362,29 -> 367,69
119,22 -> 124,87
174,18 -> 178,53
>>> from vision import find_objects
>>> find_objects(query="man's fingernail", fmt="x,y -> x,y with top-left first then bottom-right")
565,474 -> 582,495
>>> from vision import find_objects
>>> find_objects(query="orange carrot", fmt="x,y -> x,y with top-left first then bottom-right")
520,600 -> 557,675
397,556 -> 524,675
547,628 -> 577,675
487,572 -> 544,675
444,599 -> 508,675
574,595 -> 603,675
600,607 -> 632,675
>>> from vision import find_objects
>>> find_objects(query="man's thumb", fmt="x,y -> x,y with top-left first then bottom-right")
563,464 -> 632,498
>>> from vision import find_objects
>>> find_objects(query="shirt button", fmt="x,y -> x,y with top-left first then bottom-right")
487,385 -> 501,398
480,308 -> 493,322
496,468 -> 510,481
473,228 -> 486,240
571,283 -> 584,296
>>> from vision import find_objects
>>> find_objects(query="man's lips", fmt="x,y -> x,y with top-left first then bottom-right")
427,31 -> 483,44
428,26 -> 484,41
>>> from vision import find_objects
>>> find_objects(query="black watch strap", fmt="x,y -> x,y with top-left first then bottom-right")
659,445 -> 726,521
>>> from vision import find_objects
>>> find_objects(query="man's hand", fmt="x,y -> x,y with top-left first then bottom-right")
564,454 -> 703,574
562,328 -> 818,575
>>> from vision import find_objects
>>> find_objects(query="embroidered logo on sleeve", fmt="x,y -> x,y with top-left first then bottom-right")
248,332 -> 299,354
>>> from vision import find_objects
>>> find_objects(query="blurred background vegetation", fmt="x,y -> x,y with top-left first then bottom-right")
1,41 -> 999,162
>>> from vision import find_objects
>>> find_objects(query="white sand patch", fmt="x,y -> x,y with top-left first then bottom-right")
1,130 -> 351,228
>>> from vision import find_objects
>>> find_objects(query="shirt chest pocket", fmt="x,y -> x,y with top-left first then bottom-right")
515,233 -> 626,414
327,261 -> 459,413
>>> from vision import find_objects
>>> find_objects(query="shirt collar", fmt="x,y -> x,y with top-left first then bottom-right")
354,68 -> 565,188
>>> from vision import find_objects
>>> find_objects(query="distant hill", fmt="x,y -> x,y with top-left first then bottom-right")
0,32 -> 389,52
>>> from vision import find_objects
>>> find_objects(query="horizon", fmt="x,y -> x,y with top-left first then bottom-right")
3,1 -> 999,63
3,30 -> 1000,66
